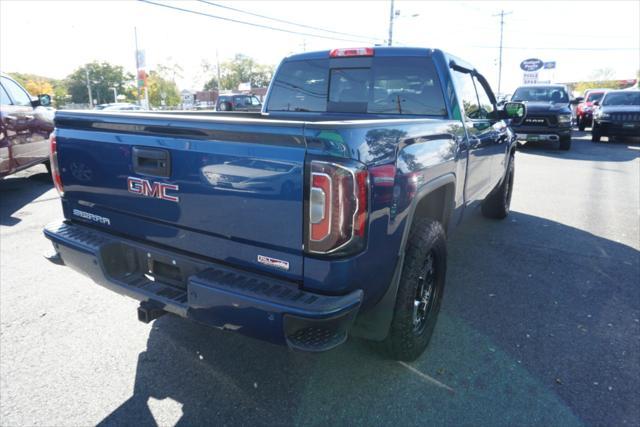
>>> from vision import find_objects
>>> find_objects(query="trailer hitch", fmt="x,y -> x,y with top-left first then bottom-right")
137,301 -> 167,323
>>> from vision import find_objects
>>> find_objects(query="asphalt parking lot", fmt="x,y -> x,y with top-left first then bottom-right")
1,131 -> 638,426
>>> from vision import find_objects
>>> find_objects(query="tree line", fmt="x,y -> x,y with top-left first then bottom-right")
9,54 -> 275,108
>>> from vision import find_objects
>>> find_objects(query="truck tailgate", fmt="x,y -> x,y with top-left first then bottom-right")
54,112 -> 306,281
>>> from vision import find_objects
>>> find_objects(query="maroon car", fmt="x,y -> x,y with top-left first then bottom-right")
1,74 -> 54,178
576,88 -> 608,131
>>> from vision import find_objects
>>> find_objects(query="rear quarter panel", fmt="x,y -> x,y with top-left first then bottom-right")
302,119 -> 465,309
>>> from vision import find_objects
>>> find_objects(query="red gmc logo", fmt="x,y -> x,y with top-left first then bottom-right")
127,176 -> 179,202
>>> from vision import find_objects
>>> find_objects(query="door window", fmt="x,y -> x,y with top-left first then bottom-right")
235,96 -> 250,106
473,76 -> 495,119
1,77 -> 32,106
451,71 -> 480,119
250,96 -> 261,106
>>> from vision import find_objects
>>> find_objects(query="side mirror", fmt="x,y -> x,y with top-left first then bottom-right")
503,101 -> 526,126
31,94 -> 51,107
36,94 -> 52,107
593,100 -> 600,106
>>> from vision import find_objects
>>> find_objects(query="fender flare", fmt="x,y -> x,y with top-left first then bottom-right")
351,173 -> 456,341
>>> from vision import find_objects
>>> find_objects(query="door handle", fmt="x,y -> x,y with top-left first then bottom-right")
132,147 -> 171,177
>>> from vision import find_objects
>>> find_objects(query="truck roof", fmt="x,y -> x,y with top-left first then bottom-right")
285,46 -> 437,61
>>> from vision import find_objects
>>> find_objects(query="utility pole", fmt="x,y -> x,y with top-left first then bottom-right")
134,27 -> 150,109
134,27 -> 141,105
387,0 -> 395,46
494,10 -> 512,96
85,67 -> 93,107
216,49 -> 222,91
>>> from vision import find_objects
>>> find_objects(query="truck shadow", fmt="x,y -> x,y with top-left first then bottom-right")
0,165 -> 54,226
97,210 -> 639,426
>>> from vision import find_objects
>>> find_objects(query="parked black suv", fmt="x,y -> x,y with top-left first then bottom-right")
592,90 -> 640,142
216,94 -> 262,111
510,84 -> 578,150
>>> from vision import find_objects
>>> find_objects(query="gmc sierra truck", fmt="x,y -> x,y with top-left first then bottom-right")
43,47 -> 525,361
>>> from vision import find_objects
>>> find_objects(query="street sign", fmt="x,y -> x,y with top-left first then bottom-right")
544,61 -> 556,69
137,69 -> 147,89
136,50 -> 146,68
523,72 -> 539,84
520,58 -> 544,72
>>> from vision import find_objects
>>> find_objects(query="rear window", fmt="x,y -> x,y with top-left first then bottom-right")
267,56 -> 447,116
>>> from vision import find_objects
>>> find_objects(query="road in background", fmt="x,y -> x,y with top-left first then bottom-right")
1,131 -> 638,426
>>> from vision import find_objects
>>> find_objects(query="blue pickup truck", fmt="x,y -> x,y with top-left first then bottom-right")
44,47 -> 525,361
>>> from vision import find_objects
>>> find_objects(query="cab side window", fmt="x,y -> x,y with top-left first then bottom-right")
1,77 -> 32,107
473,76 -> 495,119
452,71 -> 480,120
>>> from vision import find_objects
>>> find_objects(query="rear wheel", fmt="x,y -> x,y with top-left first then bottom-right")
482,156 -> 515,219
559,136 -> 571,151
383,218 -> 447,361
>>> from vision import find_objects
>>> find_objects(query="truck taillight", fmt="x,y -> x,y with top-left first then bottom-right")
49,131 -> 64,197
307,160 -> 368,255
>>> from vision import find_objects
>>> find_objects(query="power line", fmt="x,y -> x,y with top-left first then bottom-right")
473,45 -> 638,51
197,0 -> 379,42
138,0 -> 381,44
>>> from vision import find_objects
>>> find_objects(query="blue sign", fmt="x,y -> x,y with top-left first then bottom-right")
520,58 -> 544,72
544,61 -> 556,69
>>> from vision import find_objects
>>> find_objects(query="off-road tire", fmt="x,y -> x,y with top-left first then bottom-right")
481,156 -> 515,219
384,218 -> 447,361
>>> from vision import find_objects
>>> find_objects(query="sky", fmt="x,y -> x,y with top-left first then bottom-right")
1,0 -> 638,94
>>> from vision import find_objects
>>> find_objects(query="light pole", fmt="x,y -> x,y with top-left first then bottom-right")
388,7 -> 420,46
388,0 -> 395,46
85,67 -> 93,107
111,87 -> 118,103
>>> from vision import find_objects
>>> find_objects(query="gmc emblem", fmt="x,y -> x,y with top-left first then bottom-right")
127,176 -> 179,202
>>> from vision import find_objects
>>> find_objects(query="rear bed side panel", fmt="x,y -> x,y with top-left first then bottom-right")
302,119 -> 461,308
55,112 -> 307,281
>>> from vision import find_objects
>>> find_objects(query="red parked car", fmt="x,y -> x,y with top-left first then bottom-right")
576,89 -> 608,131
1,73 -> 54,178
